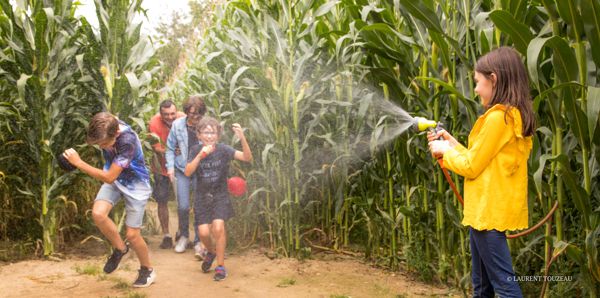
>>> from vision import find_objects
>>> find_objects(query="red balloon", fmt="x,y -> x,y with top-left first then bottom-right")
227,176 -> 247,197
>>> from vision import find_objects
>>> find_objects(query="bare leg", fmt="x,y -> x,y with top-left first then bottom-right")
92,200 -> 126,251
157,202 -> 169,235
198,223 -> 213,251
211,219 -> 226,266
126,227 -> 151,268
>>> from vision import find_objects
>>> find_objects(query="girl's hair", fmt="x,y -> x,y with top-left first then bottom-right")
475,47 -> 536,137
183,95 -> 207,116
87,112 -> 119,144
195,116 -> 222,136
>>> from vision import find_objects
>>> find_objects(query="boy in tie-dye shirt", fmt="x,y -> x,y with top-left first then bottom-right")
62,112 -> 155,288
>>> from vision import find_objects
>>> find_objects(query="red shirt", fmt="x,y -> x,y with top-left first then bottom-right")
148,112 -> 185,175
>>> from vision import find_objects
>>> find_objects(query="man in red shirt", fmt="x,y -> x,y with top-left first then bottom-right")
148,99 -> 185,248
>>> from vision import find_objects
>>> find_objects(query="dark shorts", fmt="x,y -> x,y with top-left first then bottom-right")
152,173 -> 172,204
194,192 -> 235,225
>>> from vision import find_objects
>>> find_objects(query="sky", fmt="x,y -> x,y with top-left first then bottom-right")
74,0 -> 192,35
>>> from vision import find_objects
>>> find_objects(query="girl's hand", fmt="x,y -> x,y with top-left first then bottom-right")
63,148 -> 82,167
231,123 -> 244,138
427,129 -> 459,147
200,144 -> 215,158
428,140 -> 452,159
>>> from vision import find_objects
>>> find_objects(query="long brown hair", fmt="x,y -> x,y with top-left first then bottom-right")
475,47 -> 536,137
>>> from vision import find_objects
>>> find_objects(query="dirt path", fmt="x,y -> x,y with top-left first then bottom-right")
0,202 -> 458,298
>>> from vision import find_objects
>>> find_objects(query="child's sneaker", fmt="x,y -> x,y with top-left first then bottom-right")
103,244 -> 129,274
194,242 -> 207,260
201,252 -> 216,273
213,266 -> 227,281
132,266 -> 156,288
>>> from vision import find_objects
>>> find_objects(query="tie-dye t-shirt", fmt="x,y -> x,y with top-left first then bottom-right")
102,122 -> 150,191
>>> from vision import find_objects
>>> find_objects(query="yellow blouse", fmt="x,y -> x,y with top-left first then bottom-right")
443,104 -> 532,231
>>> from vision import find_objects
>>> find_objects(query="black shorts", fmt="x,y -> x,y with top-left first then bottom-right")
152,173 -> 172,204
193,192 -> 234,225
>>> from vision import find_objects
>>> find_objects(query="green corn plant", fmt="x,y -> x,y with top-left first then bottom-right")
0,0 -> 105,255
93,0 -> 160,124
0,0 -> 161,256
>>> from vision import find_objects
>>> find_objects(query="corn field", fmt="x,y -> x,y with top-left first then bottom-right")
1,0 -> 598,296
0,0 -> 159,255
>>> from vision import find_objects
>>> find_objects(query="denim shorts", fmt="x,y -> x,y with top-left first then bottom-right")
95,181 -> 151,228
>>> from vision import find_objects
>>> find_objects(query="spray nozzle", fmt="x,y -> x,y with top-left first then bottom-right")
412,117 -> 438,132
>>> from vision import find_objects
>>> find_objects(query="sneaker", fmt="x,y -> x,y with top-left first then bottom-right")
202,252 -> 216,273
213,265 -> 227,281
103,244 -> 129,274
159,236 -> 173,249
174,236 -> 188,253
132,266 -> 156,288
194,242 -> 207,260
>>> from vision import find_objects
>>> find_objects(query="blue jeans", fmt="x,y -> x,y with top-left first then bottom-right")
175,169 -> 199,243
470,228 -> 523,298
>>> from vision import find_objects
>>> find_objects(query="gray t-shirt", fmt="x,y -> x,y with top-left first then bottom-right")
188,143 -> 236,195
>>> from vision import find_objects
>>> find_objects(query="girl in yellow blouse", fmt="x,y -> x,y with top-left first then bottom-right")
428,47 -> 535,297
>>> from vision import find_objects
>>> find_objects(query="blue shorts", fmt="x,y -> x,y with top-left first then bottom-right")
95,181 -> 151,228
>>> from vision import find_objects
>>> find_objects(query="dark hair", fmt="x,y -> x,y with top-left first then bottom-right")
475,47 -> 536,137
87,112 -> 119,144
159,99 -> 175,111
195,116 -> 222,136
183,95 -> 206,116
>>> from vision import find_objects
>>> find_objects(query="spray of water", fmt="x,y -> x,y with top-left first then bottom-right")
284,84 -> 417,179
370,98 -> 416,147
221,59 -> 420,209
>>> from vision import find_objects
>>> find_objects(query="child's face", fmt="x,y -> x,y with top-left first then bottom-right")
474,71 -> 495,107
197,125 -> 219,146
